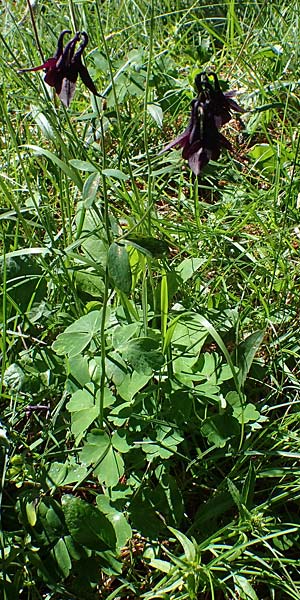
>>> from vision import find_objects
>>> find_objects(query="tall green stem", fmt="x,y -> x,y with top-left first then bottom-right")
98,103 -> 111,428
95,1 -> 144,222
143,0 -> 155,234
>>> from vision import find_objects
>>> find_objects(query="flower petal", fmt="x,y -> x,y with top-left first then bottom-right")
44,66 -> 64,90
78,63 -> 101,96
58,78 -> 77,107
71,32 -> 102,97
188,147 -> 210,175
18,58 -> 56,73
54,29 -> 72,60
182,139 -> 201,160
158,128 -> 190,155
227,97 -> 244,113
56,31 -> 81,70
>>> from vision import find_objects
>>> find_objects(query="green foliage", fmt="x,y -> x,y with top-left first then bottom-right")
61,494 -> 116,550
107,242 -> 132,294
53,310 -> 104,357
1,0 -> 300,598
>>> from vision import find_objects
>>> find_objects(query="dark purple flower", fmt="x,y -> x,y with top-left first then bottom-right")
160,98 -> 232,176
57,32 -> 102,106
19,31 -> 102,106
19,29 -> 71,86
160,71 -> 244,175
195,71 -> 244,128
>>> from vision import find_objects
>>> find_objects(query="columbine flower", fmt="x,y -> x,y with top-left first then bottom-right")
160,98 -> 232,176
195,71 -> 244,128
19,29 -> 71,87
19,31 -> 101,106
159,71 -> 244,175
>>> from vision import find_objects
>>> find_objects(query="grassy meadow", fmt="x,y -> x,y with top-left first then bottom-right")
1,1 -> 300,598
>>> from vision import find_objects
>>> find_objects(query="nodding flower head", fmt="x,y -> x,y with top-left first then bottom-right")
195,71 -> 244,128
19,30 -> 102,107
159,70 -> 244,175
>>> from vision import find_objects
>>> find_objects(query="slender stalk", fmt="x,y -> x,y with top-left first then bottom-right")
0,450 -> 9,598
68,0 -> 79,33
97,99 -> 111,427
26,0 -> 44,62
143,0 -> 155,234
0,232 -> 8,592
95,0 -> 144,222
194,176 -> 201,231
268,130 -> 300,308
0,237 -> 7,395
99,269 -> 109,427
142,268 -> 148,337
